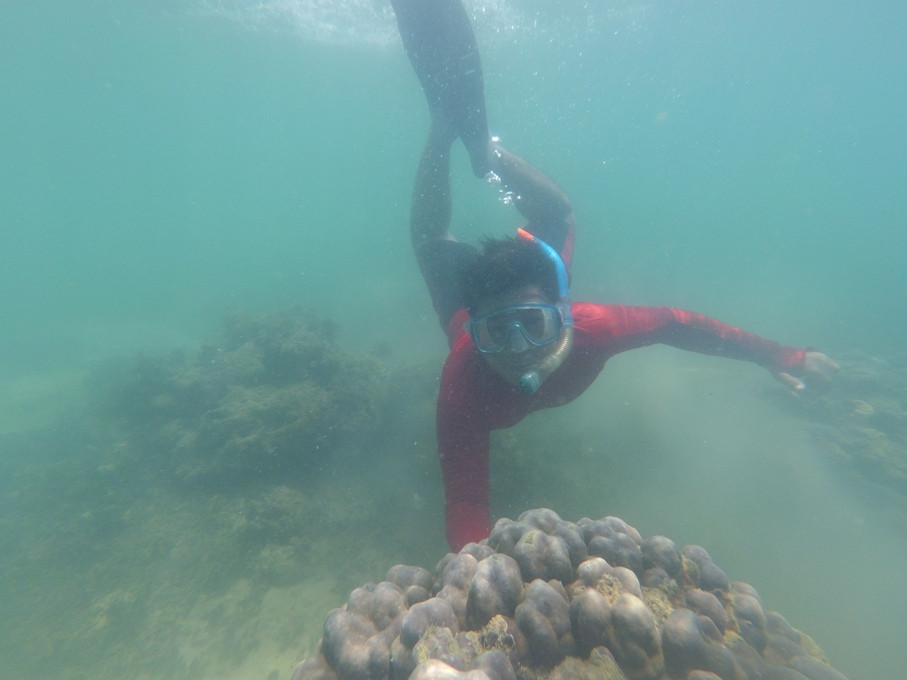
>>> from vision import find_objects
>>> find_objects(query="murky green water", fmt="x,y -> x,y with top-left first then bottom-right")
2,2 -> 905,678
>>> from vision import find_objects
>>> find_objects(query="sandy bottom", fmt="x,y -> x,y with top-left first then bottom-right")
1,347 -> 905,680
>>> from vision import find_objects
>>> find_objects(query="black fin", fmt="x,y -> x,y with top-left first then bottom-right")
392,0 -> 490,175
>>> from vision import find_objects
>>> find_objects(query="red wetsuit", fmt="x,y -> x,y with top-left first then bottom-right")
438,302 -> 806,551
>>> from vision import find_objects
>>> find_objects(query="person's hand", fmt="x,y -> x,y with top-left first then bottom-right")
775,351 -> 839,392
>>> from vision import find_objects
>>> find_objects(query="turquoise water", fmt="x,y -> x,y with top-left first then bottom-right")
1,1 -> 906,679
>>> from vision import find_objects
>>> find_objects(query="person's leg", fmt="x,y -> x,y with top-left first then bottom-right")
409,126 -> 575,278
410,121 -> 479,330
395,0 -> 573,310
409,125 -> 575,325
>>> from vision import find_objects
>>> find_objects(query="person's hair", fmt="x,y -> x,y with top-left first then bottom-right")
460,236 -> 559,314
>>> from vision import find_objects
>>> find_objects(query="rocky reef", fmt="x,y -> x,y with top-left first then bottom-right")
781,351 -> 907,499
100,306 -> 388,486
293,509 -> 847,680
1,306 -> 446,680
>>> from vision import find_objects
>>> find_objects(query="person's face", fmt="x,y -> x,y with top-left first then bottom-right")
472,284 -> 561,387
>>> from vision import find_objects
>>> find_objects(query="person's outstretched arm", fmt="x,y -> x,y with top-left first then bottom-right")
585,303 -> 839,390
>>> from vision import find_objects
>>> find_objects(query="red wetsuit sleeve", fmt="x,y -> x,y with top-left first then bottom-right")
437,348 -> 494,551
583,304 -> 806,371
434,303 -> 807,553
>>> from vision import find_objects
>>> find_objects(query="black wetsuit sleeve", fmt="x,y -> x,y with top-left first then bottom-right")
415,239 -> 479,329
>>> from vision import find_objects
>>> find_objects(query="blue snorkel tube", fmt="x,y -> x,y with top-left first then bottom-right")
516,228 -> 574,395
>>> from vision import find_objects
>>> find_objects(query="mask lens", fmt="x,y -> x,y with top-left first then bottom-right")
471,304 -> 561,353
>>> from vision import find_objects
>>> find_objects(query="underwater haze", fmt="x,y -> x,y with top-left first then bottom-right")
1,1 -> 906,679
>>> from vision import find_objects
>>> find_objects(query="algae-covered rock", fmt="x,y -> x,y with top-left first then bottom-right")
101,306 -> 387,486
779,351 -> 907,497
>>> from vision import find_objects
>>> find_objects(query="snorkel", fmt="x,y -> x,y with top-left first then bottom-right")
515,228 -> 574,395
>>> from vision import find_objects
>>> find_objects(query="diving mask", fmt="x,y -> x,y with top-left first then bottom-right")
470,303 -> 562,354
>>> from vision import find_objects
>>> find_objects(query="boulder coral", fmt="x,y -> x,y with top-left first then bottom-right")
292,509 -> 849,680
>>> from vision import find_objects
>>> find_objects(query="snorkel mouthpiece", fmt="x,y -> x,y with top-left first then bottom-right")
519,371 -> 543,395
516,229 -> 573,395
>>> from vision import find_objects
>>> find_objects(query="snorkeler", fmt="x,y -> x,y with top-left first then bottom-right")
391,0 -> 839,551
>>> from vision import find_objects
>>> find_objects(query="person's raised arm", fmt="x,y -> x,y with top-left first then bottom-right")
488,143 -> 576,264
410,121 -> 458,252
